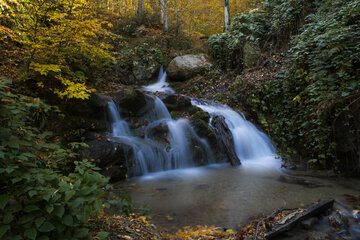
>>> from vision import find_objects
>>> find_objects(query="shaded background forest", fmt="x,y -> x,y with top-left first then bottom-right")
0,0 -> 359,239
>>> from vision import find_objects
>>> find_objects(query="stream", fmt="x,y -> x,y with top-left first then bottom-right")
107,68 -> 360,237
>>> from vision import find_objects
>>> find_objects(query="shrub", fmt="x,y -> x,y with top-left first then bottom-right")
208,0 -> 316,70
257,0 -> 360,172
0,77 -> 120,239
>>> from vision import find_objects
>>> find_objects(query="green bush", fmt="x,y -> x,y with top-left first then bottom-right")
0,77 -> 121,239
208,0 -> 315,70
257,0 -> 360,172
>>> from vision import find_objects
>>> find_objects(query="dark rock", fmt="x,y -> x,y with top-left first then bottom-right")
133,60 -> 159,81
167,54 -> 213,81
162,94 -> 192,111
190,111 -> 217,148
145,121 -> 170,150
243,41 -> 261,68
212,115 -> 241,166
300,217 -> 319,229
61,94 -> 109,141
114,88 -> 149,117
63,93 -> 109,120
279,175 -> 326,188
307,231 -> 329,240
81,139 -> 131,182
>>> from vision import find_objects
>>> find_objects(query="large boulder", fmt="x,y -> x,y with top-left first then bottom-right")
61,94 -> 110,142
167,54 -> 213,81
132,60 -> 160,81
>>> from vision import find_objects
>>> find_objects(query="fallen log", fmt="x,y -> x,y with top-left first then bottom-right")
265,199 -> 334,239
212,115 -> 241,166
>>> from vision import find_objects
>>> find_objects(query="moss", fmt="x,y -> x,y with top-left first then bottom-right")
191,110 -> 210,123
170,111 -> 180,119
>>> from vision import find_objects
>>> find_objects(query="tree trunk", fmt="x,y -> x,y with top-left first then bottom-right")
132,0 -> 137,15
175,0 -> 179,33
224,0 -> 230,31
137,0 -> 145,16
163,0 -> 168,31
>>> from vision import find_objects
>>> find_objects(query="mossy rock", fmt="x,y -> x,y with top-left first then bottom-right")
162,94 -> 192,111
191,110 -> 210,123
190,111 -> 217,148
243,41 -> 261,69
114,88 -> 148,117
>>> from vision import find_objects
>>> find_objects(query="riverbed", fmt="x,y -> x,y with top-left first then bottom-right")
116,158 -> 360,234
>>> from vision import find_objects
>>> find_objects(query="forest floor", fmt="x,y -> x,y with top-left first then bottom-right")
174,53 -> 284,120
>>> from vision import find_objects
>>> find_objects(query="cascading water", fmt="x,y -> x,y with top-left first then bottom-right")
107,101 -> 131,136
106,96 -> 213,177
142,66 -> 175,93
191,99 -> 277,167
144,95 -> 214,169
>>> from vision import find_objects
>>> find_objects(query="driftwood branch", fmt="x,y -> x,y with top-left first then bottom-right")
265,199 -> 334,239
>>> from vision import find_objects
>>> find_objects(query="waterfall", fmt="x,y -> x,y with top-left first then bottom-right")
107,101 -> 131,136
145,96 -> 214,168
191,99 -> 276,161
106,97 -> 213,177
142,66 -> 175,93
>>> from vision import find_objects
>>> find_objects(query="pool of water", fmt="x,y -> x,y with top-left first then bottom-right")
116,159 -> 360,234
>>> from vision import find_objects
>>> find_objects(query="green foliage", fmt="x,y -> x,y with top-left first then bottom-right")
0,78 -> 128,239
114,40 -> 164,84
257,0 -> 360,172
208,0 -> 315,69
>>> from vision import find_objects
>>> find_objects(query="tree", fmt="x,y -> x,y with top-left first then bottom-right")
175,0 -> 179,33
224,0 -> 230,31
159,0 -> 168,31
137,0 -> 145,16
2,0 -> 113,100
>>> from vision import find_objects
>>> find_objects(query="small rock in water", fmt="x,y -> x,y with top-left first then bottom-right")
353,210 -> 360,222
301,217 -> 319,229
329,215 -> 344,228
307,230 -> 329,240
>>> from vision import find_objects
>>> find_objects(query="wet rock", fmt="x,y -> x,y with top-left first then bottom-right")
307,231 -> 329,240
279,175 -> 326,188
167,54 -> 213,81
329,215 -> 344,228
212,115 -> 241,166
162,94 -> 192,111
243,41 -> 261,68
190,110 -> 217,148
301,217 -> 319,229
81,139 -> 131,182
114,88 -> 149,117
145,121 -> 170,150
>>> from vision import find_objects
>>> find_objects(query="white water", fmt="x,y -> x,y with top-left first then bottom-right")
191,99 -> 278,168
106,96 -> 213,176
107,101 -> 131,136
145,96 -> 214,169
142,66 -> 175,93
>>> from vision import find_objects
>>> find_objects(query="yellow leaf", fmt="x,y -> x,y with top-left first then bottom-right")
293,95 -> 301,102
